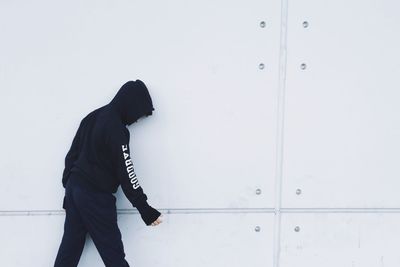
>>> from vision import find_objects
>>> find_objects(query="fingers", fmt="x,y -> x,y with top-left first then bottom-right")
151,214 -> 163,226
151,220 -> 161,226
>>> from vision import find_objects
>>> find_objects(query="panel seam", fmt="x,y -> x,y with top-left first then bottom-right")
2,208 -> 400,216
273,0 -> 289,266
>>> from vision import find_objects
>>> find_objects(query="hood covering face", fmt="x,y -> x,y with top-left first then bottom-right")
109,80 -> 155,126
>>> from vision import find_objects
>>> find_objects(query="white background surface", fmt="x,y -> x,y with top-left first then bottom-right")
0,0 -> 399,266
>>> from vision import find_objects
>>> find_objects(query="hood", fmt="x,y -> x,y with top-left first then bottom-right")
109,79 -> 155,126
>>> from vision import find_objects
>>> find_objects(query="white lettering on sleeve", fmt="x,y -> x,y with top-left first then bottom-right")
121,144 -> 140,189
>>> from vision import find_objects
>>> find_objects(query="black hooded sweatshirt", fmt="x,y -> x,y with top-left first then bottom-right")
62,79 -> 161,226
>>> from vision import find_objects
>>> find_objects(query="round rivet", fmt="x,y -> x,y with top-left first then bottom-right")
300,63 -> 307,70
303,21 -> 309,28
294,226 -> 300,232
255,226 -> 261,232
259,63 -> 265,70
296,189 -> 302,195
256,188 -> 262,195
260,21 -> 266,28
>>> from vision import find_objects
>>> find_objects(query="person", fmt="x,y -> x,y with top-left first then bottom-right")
54,80 -> 163,267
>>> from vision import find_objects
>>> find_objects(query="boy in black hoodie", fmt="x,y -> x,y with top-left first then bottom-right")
54,80 -> 162,267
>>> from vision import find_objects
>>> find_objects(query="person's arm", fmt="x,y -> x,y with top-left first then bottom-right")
62,119 -> 83,188
107,127 -> 161,226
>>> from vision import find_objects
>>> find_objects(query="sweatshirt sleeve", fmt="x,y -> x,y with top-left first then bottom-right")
62,120 -> 83,188
108,128 -> 161,225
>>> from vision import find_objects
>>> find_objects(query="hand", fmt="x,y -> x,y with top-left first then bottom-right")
151,214 -> 163,226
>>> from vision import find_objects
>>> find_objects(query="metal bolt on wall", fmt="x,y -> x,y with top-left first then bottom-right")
258,20 -> 267,70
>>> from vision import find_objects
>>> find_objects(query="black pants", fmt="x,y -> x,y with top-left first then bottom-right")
54,171 -> 130,267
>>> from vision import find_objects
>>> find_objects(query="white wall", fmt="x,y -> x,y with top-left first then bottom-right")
0,0 -> 399,266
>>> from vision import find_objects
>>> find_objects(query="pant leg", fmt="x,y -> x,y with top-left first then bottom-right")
71,174 -> 130,267
54,176 -> 88,267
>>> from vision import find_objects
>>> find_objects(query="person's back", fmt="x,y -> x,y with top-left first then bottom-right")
65,105 -> 127,194
55,80 -> 163,267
